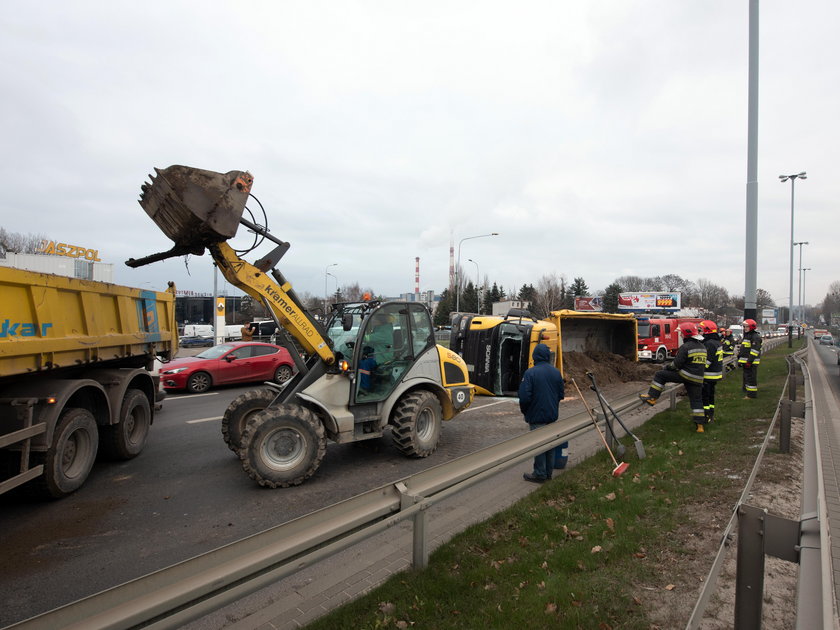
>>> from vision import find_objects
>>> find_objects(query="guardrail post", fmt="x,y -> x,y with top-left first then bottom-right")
396,482 -> 429,569
788,371 -> 797,402
734,504 -> 766,629
413,510 -> 429,569
779,400 -> 791,454
668,389 -> 677,410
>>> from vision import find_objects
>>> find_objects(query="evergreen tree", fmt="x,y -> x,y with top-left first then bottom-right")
434,288 -> 454,327
570,277 -> 589,297
602,283 -> 622,313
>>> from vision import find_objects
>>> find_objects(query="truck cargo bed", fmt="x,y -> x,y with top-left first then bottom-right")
0,267 -> 177,378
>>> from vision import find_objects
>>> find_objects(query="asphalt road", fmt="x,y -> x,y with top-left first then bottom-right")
0,384 -> 533,627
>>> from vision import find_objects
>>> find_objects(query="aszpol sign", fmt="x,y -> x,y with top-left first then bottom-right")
617,292 -> 681,312
38,240 -> 101,262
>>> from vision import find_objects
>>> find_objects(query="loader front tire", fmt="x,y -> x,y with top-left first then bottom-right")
239,404 -> 326,488
222,388 -> 278,453
391,391 -> 442,458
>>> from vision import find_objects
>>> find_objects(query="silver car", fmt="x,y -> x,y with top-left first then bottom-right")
819,334 -> 834,345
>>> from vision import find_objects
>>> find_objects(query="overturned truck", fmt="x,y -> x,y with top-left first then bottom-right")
450,309 -> 637,396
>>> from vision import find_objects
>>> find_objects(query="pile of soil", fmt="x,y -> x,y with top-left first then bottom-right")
562,351 -> 658,387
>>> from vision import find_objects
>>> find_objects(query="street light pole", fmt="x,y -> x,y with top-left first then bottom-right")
779,172 -> 806,347
455,233 -> 498,313
324,263 -> 337,316
801,268 -> 811,325
794,241 -> 808,324
467,258 -> 479,313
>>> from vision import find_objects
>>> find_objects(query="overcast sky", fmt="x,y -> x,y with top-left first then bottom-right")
1,1 -> 836,310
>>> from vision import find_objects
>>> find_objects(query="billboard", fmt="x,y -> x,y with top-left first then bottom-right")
617,292 -> 681,313
760,308 -> 777,325
574,296 -> 603,312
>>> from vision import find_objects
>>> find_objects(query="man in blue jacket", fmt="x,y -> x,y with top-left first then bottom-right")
519,343 -> 565,483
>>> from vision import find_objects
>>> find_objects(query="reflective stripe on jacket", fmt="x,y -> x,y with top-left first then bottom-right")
674,338 -> 707,384
703,335 -> 723,380
737,330 -> 762,365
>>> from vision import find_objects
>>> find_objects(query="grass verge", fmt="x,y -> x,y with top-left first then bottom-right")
306,341 -> 801,630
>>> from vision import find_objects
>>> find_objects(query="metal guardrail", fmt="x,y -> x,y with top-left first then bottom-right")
7,403 -> 612,630
5,342 -> 776,629
685,335 -> 835,629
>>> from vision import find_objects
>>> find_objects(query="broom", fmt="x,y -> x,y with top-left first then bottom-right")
571,379 -> 629,477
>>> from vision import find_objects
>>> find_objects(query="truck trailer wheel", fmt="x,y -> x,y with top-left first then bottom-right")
100,388 -> 151,460
38,408 -> 99,498
222,388 -> 277,453
239,404 -> 326,488
391,391 -> 442,458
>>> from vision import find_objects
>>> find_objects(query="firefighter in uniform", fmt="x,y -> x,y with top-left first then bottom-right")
738,318 -> 762,398
720,328 -> 736,372
639,322 -> 708,432
699,320 -> 723,423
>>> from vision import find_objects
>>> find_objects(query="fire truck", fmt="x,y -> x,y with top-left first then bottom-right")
636,316 -> 703,362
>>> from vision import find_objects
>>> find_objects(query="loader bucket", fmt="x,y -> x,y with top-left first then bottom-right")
138,165 -> 253,251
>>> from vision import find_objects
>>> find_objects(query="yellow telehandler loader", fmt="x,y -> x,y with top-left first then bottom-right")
127,165 -> 473,487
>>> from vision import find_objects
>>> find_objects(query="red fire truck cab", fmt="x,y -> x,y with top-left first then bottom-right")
636,316 -> 703,362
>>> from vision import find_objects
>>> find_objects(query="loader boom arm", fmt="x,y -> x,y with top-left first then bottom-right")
210,242 -> 335,365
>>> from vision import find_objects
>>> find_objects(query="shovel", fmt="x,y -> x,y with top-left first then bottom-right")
586,372 -> 647,459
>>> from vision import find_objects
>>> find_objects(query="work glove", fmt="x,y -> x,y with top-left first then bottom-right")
745,362 -> 753,368
664,363 -> 676,371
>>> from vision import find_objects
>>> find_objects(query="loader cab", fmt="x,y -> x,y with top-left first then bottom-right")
348,302 -> 436,403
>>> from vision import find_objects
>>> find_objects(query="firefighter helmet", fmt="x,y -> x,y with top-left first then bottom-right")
699,320 -> 717,334
743,318 -> 757,331
679,322 -> 699,338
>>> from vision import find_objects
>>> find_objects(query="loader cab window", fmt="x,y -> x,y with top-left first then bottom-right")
409,304 -> 435,357
326,310 -> 363,358
355,304 -> 411,402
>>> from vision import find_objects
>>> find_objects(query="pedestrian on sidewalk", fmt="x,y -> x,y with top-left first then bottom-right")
738,318 -> 762,398
519,343 -> 565,483
699,320 -> 723,423
639,322 -> 708,432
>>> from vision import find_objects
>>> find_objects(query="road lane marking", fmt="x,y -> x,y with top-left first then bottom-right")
165,392 -> 220,401
186,416 -> 223,424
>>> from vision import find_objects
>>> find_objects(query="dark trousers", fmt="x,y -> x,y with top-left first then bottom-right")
528,423 -> 555,479
702,380 -> 718,421
742,364 -> 759,397
647,369 -> 706,424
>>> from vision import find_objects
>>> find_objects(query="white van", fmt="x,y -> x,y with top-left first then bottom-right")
181,324 -> 213,338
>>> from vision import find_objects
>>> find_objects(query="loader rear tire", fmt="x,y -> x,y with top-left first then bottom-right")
222,388 -> 277,453
391,391 -> 442,458
100,388 -> 151,460
239,404 -> 326,488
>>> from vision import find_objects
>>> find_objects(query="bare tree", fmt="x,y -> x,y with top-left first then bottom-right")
615,275 -> 644,292
533,273 -> 566,319
0,228 -> 47,254
696,278 -> 730,313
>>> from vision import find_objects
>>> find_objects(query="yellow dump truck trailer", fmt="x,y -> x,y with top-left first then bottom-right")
450,309 -> 637,396
0,267 -> 177,497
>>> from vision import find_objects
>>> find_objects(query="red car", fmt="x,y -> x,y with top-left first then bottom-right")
161,342 -> 295,394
